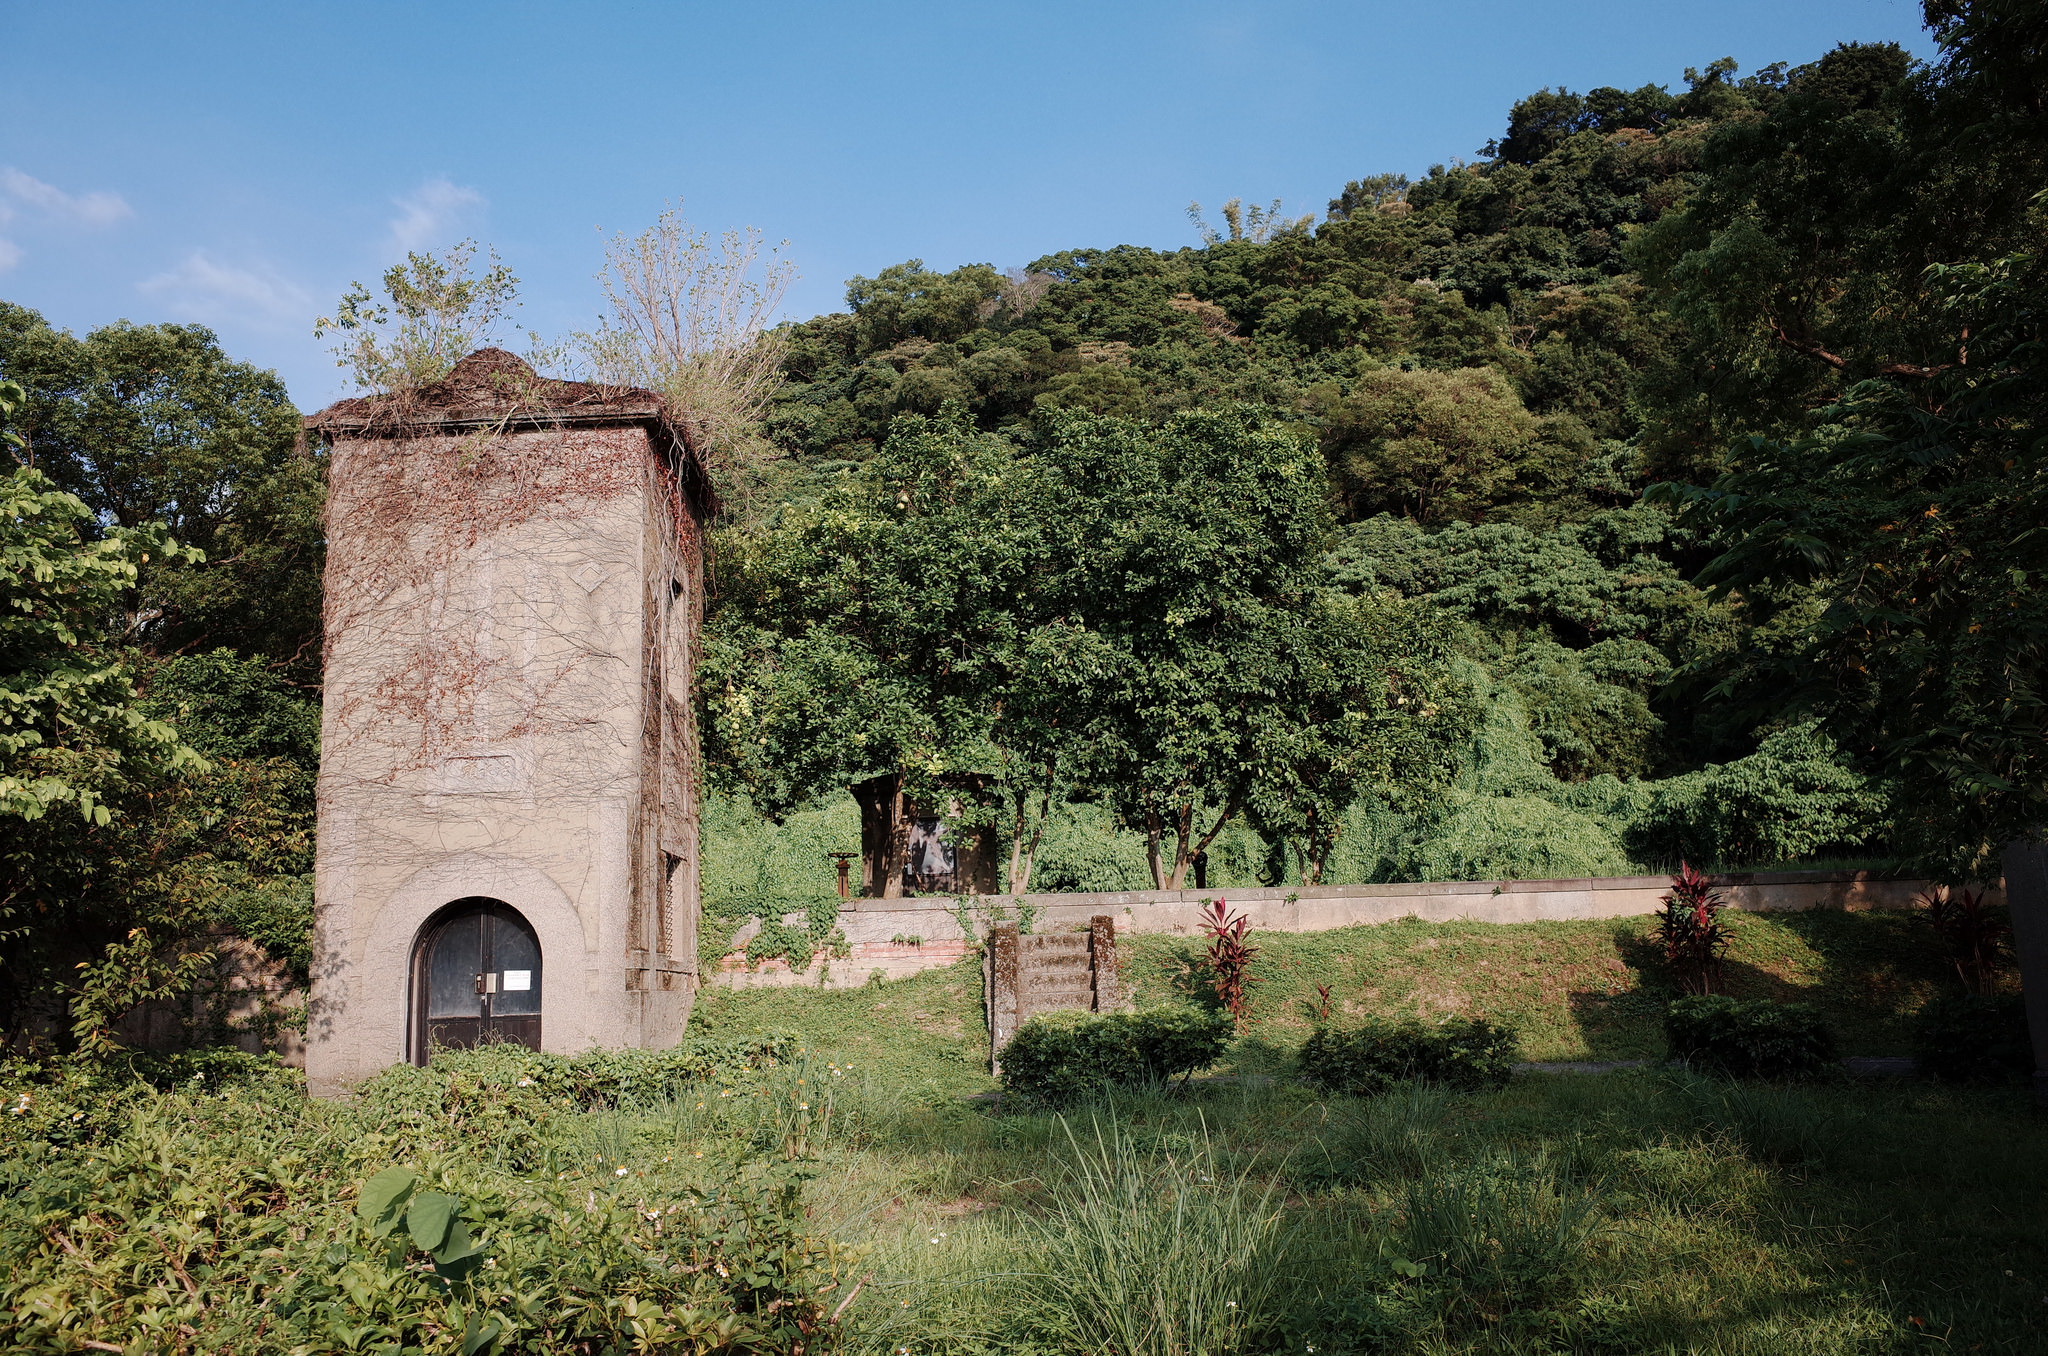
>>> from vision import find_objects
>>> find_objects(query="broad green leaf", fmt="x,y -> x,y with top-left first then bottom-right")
431,1214 -> 483,1267
406,1190 -> 459,1252
462,1316 -> 503,1355
356,1168 -> 418,1238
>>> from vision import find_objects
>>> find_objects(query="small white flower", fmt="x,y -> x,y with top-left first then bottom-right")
517,1078 -> 534,1087
615,1167 -> 629,1177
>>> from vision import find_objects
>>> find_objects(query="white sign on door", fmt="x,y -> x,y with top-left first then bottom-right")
501,970 -> 532,992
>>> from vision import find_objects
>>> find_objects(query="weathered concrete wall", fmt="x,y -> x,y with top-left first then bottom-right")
709,870 -> 1980,990
308,381 -> 703,1096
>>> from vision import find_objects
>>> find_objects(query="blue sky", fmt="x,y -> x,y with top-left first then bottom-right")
2,0 -> 1934,410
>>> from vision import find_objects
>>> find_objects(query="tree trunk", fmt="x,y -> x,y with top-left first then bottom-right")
852,774 -> 909,899
1167,798 -> 1239,892
2000,838 -> 2048,1109
1166,805 -> 1193,890
1304,823 -> 1339,887
1006,787 -> 1047,896
1144,811 -> 1165,891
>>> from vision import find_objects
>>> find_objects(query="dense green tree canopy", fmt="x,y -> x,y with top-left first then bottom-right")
0,305 -> 323,674
705,404 -> 1471,891
0,323 -> 319,1049
720,0 -> 2042,888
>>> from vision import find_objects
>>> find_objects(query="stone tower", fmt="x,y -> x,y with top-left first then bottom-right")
303,350 -> 709,1096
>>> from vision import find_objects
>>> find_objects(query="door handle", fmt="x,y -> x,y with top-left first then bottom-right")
474,973 -> 497,995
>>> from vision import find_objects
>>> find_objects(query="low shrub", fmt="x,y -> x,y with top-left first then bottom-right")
0,1047 -> 854,1354
1198,898 -> 1259,1026
1913,992 -> 2032,1082
358,1031 -> 800,1111
1298,1017 -> 1518,1095
1655,862 -> 1730,995
999,1008 -> 1234,1103
1918,885 -> 2010,993
1664,995 -> 1837,1079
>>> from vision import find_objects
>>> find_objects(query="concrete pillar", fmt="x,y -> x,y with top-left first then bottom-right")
1088,915 -> 1121,1012
987,924 -> 1021,1073
2001,838 -> 2048,1108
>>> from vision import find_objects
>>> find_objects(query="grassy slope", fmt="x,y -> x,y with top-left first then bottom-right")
1125,908 -> 1955,1062
693,908 -> 1956,1096
691,965 -> 995,1099
686,933 -> 2048,1354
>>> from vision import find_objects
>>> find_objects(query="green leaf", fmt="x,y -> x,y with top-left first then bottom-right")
461,1315 -> 503,1355
431,1214 -> 483,1267
405,1190 -> 459,1252
355,1167 -> 418,1238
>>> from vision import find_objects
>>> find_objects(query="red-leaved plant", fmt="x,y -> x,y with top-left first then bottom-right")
1199,898 -> 1259,1027
1918,885 -> 2009,994
1656,862 -> 1730,995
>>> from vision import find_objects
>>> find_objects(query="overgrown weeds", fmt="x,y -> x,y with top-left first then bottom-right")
1021,1116 -> 1291,1356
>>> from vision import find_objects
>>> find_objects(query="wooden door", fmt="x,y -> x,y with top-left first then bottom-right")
413,899 -> 543,1062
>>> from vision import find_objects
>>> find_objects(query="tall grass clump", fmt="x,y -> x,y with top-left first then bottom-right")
1024,1117 -> 1289,1356
1305,1081 -> 1454,1185
1395,1152 -> 1602,1315
1670,1072 -> 1859,1167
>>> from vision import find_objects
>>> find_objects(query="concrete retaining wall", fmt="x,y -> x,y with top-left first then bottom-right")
709,870 -> 1975,990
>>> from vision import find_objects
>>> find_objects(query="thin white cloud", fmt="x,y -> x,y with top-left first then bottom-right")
389,177 -> 485,253
139,251 -> 312,327
1,168 -> 132,226
0,239 -> 21,273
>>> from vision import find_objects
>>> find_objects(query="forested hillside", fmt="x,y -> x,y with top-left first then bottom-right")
1,0 -> 2041,1039
704,10 -> 2043,919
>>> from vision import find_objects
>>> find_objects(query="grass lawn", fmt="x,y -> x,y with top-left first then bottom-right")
688,918 -> 2045,1354
7,910 -> 2038,1354
808,1071 -> 2048,1354
696,906 -> 1962,1080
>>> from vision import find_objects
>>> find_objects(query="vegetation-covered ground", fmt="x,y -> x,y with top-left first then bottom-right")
6,941 -> 2042,1354
700,906 -> 1966,1078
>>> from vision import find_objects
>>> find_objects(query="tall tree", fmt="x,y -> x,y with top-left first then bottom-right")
699,409 -> 1055,896
1028,406 -> 1467,889
0,305 -> 322,675
1652,0 -> 2048,1092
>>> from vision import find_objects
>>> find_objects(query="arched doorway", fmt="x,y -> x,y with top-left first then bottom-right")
410,898 -> 543,1063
